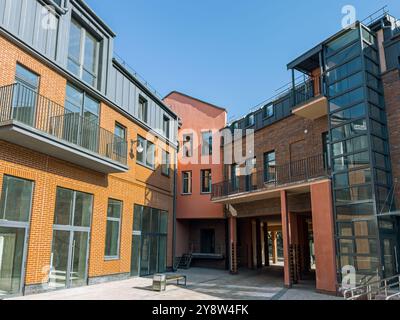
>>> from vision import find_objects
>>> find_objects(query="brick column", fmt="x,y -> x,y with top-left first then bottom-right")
272,231 -> 278,264
280,190 -> 292,288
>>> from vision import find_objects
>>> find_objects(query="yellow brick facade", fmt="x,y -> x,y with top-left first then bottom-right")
0,34 -> 176,287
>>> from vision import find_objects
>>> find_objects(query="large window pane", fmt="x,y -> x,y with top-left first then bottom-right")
334,168 -> 371,188
0,176 -> 33,222
326,29 -> 359,56
326,41 -> 360,69
105,199 -> 122,258
335,185 -> 373,204
336,202 -> 375,221
73,192 -> 92,227
105,220 -> 120,257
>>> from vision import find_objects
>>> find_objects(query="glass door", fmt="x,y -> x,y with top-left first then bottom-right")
382,236 -> 399,278
0,227 -> 27,297
50,188 -> 92,289
13,64 -> 39,127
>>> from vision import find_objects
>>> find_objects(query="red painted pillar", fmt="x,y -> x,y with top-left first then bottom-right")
229,216 -> 238,274
280,190 -> 292,288
311,181 -> 337,294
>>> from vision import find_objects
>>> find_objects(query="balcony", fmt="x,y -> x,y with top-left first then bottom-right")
0,84 -> 128,173
291,75 -> 328,120
211,154 -> 329,202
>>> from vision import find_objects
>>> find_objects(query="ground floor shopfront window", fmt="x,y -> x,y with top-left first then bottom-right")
0,176 -> 34,298
131,205 -> 168,277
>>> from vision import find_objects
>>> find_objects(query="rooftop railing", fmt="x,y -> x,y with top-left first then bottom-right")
0,83 -> 128,166
211,153 -> 329,200
228,74 -> 322,126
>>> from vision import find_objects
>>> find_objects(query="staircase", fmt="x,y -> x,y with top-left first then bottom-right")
174,254 -> 193,270
344,275 -> 400,300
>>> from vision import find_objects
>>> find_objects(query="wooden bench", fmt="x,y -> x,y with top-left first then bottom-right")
166,274 -> 187,286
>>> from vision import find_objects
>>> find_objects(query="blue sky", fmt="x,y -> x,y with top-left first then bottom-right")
86,0 -> 399,120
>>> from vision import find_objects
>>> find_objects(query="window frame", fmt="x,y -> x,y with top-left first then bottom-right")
138,95 -> 148,123
182,171 -> 192,195
264,104 -> 274,119
200,169 -> 212,194
67,18 -> 100,88
201,131 -> 213,156
182,134 -> 193,158
264,151 -> 276,183
161,150 -> 170,177
163,116 -> 170,139
104,198 -> 123,260
136,135 -> 156,170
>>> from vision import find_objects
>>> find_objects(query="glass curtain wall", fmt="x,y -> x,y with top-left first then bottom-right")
326,24 -> 398,282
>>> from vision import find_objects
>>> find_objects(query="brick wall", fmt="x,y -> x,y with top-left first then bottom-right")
383,68 -> 400,205
0,34 -> 175,287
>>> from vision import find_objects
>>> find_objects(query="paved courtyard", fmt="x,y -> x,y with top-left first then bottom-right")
9,267 -> 341,300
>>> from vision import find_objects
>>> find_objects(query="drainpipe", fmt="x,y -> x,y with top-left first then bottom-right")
172,146 -> 178,272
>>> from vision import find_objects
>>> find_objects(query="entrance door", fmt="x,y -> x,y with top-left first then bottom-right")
131,205 -> 168,277
382,236 -> 399,278
49,188 -> 92,289
50,229 -> 89,288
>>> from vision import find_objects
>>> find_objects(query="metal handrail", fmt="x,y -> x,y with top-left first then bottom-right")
211,153 -> 328,199
387,292 -> 400,300
0,83 -> 128,165
344,274 -> 400,300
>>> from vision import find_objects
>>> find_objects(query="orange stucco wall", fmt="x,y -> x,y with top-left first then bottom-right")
164,92 -> 226,220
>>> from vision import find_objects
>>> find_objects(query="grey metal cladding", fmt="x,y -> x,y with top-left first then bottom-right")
0,0 -> 59,61
0,0 -> 178,143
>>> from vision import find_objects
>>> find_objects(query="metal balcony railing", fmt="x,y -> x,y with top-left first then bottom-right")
211,154 -> 329,199
0,83 -> 127,165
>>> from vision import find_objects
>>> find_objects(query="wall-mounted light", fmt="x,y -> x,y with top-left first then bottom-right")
130,139 -> 144,158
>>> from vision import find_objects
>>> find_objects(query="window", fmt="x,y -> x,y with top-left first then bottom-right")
200,229 -> 215,254
264,105 -> 274,119
13,64 -> 40,126
138,96 -> 148,123
54,187 -> 93,227
67,19 -> 100,87
183,134 -> 193,158
161,150 -> 170,177
163,116 -> 170,139
264,151 -> 276,183
202,131 -> 213,156
182,171 -> 192,194
201,169 -> 212,193
105,199 -> 122,258
114,123 -> 126,160
136,135 -> 155,169
246,114 -> 255,127
0,176 -> 33,222
64,83 -> 100,152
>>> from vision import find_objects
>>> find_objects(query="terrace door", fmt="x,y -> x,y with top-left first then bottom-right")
13,64 -> 39,126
